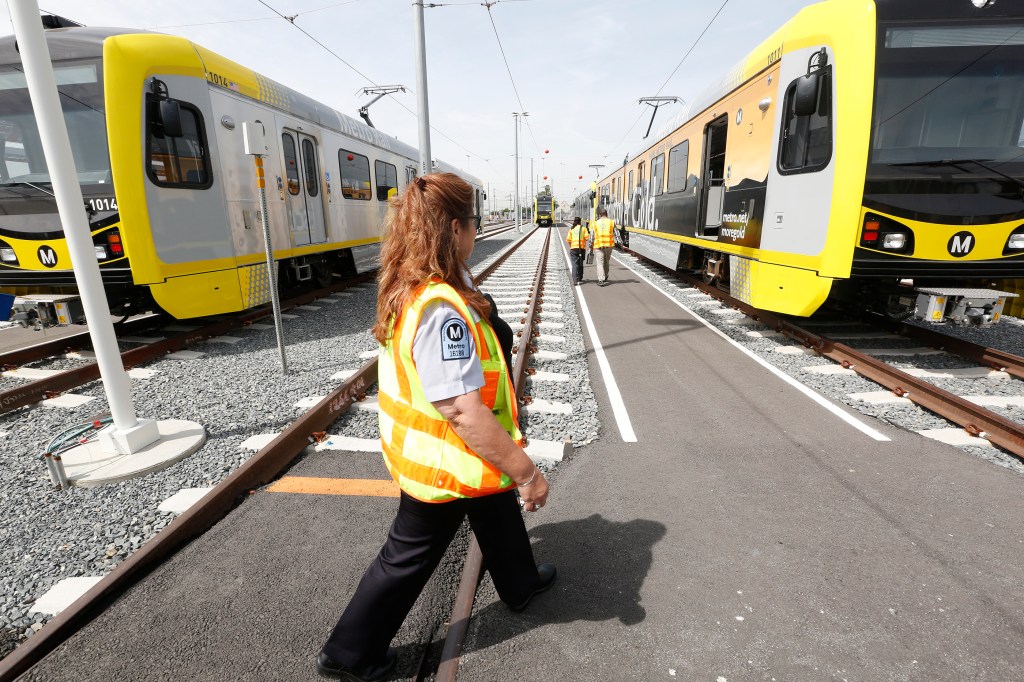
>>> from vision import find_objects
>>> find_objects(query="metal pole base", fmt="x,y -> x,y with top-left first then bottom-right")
58,420 -> 206,487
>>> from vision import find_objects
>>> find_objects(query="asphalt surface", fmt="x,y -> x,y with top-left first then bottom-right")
459,236 -> 1024,681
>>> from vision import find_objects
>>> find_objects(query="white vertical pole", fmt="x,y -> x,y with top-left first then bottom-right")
513,114 -> 520,233
8,0 -> 159,451
413,1 -> 432,176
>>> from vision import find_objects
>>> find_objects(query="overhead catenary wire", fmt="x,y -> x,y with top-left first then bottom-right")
602,0 -> 730,165
256,0 -> 507,182
482,2 -> 544,156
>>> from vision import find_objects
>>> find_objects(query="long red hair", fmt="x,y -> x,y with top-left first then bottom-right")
373,172 -> 491,343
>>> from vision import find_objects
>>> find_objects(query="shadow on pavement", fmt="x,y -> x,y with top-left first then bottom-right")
464,513 -> 667,653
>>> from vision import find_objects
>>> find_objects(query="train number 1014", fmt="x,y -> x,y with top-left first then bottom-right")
87,197 -> 119,213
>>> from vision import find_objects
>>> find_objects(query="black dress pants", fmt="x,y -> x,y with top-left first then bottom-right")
570,248 -> 585,283
322,489 -> 540,667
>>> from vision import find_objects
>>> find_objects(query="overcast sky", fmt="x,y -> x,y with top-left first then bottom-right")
0,0 -> 823,208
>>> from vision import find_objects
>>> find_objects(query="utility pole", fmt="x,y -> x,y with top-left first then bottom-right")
513,112 -> 527,232
413,2 -> 432,176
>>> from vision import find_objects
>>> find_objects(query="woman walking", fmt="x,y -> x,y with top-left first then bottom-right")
317,173 -> 556,681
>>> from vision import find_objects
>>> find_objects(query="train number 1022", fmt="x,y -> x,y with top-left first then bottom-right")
87,197 -> 119,213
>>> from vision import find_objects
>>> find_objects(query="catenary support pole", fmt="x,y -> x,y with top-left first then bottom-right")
413,1 -> 432,176
8,0 -> 160,453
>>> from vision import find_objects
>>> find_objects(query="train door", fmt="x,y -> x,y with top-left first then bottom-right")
280,129 -> 327,246
699,114 -> 728,238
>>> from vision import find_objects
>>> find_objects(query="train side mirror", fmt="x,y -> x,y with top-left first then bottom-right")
482,192 -> 487,200
158,99 -> 183,138
793,73 -> 820,117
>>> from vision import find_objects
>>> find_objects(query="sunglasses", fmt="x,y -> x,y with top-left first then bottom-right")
463,215 -> 481,231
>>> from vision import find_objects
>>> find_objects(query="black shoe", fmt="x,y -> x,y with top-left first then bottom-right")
316,648 -> 397,681
508,563 -> 557,612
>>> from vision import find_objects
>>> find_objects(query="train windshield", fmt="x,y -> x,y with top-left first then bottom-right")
0,60 -> 110,200
865,23 -> 1024,223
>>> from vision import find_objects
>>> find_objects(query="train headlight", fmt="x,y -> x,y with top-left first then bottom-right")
94,245 -> 108,260
1003,229 -> 1024,255
0,247 -> 17,263
883,233 -> 907,250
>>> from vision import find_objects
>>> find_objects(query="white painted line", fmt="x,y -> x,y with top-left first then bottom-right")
613,256 -> 889,442
849,391 -> 912,405
297,305 -> 322,311
3,367 -> 63,380
725,317 -> 760,327
917,428 -> 992,448
247,323 -> 275,330
164,350 -> 206,360
279,313 -> 299,320
41,393 -> 97,409
65,350 -> 96,360
240,433 -> 279,450
538,334 -> 566,343
29,577 -> 104,615
529,371 -> 570,382
331,369 -> 357,382
205,335 -> 244,345
746,330 -> 786,339
710,308 -> 745,316
561,240 -> 636,443
359,350 -> 378,360
313,436 -> 382,452
539,311 -> 563,318
128,368 -> 159,380
533,350 -> 568,361
158,487 -> 213,514
538,321 -> 564,329
526,398 -> 572,414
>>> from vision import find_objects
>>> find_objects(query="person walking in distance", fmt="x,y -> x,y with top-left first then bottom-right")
566,216 -> 590,286
593,207 -> 616,286
317,173 -> 555,682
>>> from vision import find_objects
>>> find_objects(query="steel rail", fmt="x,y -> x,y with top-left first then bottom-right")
0,273 -> 376,416
865,313 -> 1024,381
436,228 -> 551,682
679,274 -> 1024,461
0,230 -> 539,681
0,313 -> 166,369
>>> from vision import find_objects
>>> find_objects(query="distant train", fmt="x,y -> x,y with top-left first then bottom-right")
0,26 -> 485,322
534,190 -> 554,226
575,0 -> 1024,326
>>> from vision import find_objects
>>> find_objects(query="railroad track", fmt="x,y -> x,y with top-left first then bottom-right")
0,225 -> 560,681
0,224 -> 526,418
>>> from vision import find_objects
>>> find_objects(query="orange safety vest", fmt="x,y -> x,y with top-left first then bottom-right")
567,224 -> 590,250
377,281 -> 522,502
593,217 -> 616,248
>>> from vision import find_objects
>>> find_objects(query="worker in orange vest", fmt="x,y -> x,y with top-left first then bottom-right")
318,173 -> 555,682
592,207 -> 616,286
566,216 -> 590,285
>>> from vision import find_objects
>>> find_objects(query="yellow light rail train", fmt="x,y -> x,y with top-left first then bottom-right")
0,25 -> 485,323
576,0 -> 1024,325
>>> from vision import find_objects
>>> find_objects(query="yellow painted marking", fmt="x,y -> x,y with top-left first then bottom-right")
254,157 -> 264,168
257,180 -> 265,188
267,476 -> 400,497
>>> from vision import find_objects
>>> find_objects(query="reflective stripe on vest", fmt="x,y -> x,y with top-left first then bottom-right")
593,217 -> 616,248
378,281 -> 521,502
567,225 -> 590,250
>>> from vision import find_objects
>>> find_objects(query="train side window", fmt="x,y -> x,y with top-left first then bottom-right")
282,133 -> 300,195
301,138 -> 319,198
628,170 -> 634,198
778,68 -> 833,174
650,153 -> 665,196
339,149 -> 371,200
375,160 -> 398,201
146,97 -> 211,189
667,140 -> 689,193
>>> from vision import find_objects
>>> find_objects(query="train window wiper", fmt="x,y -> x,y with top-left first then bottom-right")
889,158 -> 1024,190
